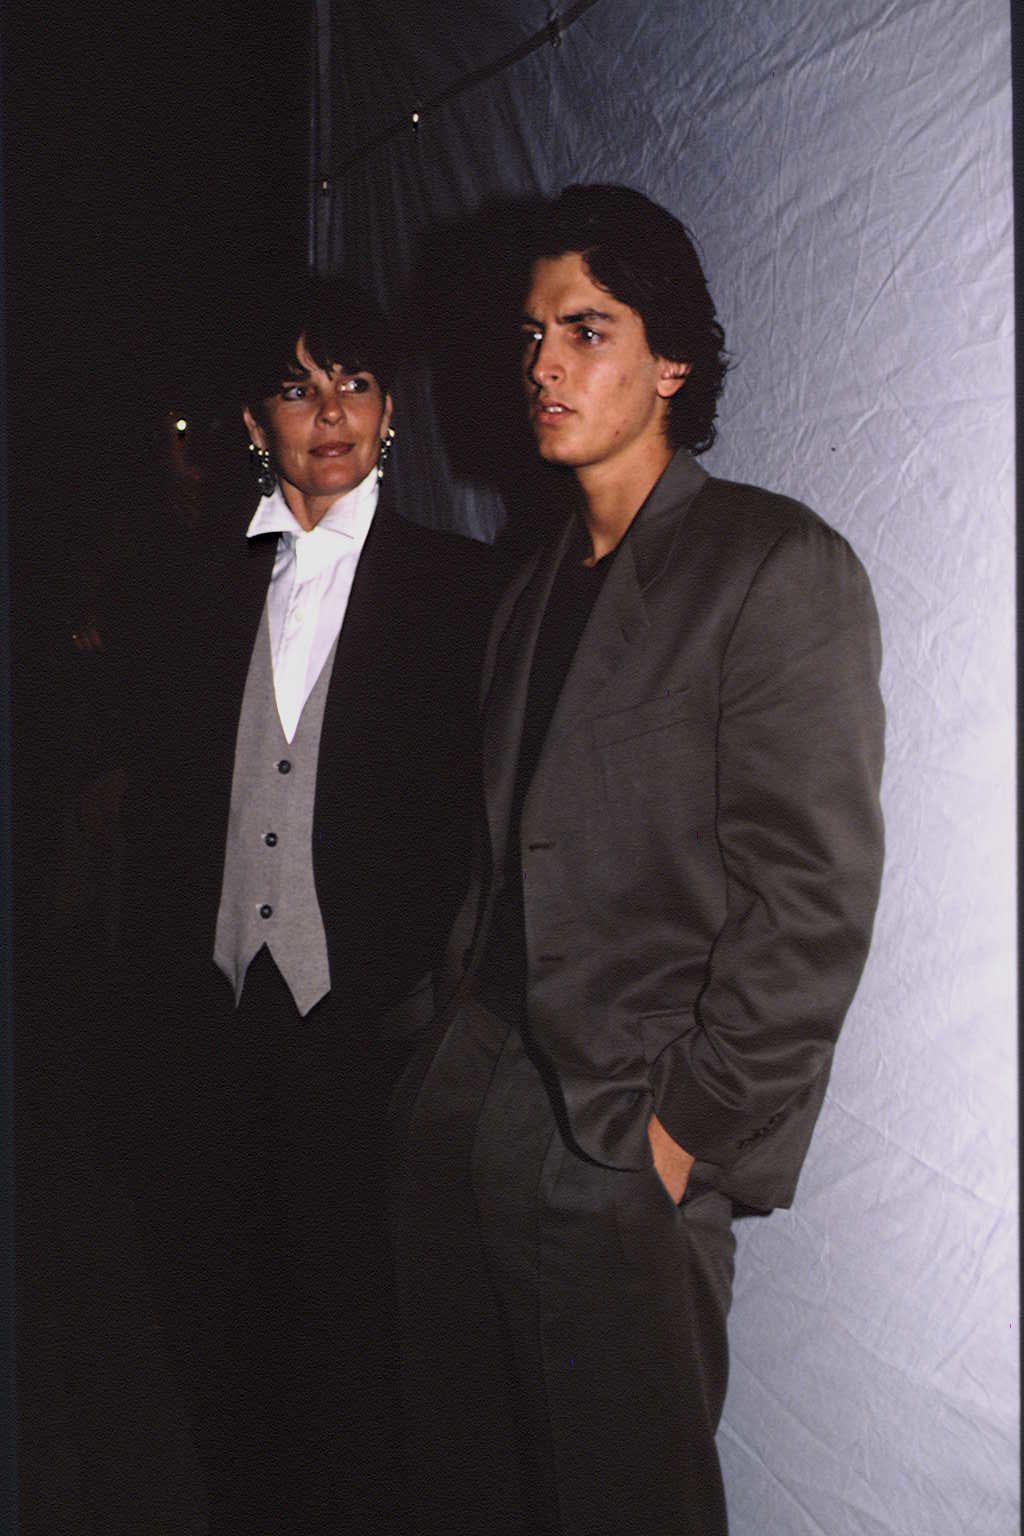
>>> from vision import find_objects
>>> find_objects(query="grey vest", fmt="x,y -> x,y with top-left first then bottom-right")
213,605 -> 336,1015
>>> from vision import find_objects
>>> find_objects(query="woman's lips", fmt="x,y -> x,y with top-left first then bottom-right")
310,442 -> 354,456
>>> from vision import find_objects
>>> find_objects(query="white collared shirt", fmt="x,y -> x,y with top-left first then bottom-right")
246,469 -> 379,742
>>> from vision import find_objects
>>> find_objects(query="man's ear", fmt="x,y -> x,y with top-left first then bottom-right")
656,360 -> 691,399
243,406 -> 267,451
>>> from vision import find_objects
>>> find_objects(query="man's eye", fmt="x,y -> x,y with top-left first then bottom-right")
521,329 -> 542,346
575,325 -> 601,344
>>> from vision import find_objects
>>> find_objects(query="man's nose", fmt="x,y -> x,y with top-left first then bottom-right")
527,335 -> 563,387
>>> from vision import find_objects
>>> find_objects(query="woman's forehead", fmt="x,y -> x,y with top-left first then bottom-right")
290,334 -> 376,380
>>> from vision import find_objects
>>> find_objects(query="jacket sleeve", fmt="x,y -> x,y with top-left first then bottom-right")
651,516 -> 885,1167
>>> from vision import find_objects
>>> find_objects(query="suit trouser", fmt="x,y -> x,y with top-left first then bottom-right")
392,989 -> 736,1536
130,949 -> 408,1535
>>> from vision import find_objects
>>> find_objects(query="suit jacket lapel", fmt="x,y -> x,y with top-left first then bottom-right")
237,530 -> 279,642
533,449 -> 708,751
316,486 -> 428,803
538,541 -> 648,749
206,527 -> 278,763
626,447 -> 708,593
322,489 -> 396,711
481,515 -> 573,871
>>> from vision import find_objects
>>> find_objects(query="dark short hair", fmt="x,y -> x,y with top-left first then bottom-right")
531,184 -> 728,454
238,272 -> 396,416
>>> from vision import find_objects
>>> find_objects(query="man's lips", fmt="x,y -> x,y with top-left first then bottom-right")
533,399 -> 573,421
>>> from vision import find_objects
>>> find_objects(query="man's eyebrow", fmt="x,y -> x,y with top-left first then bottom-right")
519,307 -> 616,327
560,308 -> 615,324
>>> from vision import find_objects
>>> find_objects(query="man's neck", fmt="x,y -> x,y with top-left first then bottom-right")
575,440 -> 674,562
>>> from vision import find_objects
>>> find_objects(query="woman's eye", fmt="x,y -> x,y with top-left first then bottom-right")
340,376 -> 371,393
279,383 -> 307,400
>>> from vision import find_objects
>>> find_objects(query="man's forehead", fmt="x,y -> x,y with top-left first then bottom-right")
524,252 -> 628,318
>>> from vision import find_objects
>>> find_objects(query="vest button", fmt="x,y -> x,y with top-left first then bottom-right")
264,832 -> 278,847
277,759 -> 291,774
259,903 -> 273,919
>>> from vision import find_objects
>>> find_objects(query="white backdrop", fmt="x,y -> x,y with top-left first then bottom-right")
314,2 -> 1018,1529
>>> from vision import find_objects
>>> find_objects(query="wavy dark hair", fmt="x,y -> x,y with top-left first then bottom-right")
531,184 -> 728,454
238,272 -> 396,420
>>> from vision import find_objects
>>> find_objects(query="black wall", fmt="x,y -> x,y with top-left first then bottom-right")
4,0 -> 310,924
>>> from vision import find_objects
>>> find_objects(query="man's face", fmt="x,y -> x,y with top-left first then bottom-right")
243,336 -> 392,528
520,252 -> 687,477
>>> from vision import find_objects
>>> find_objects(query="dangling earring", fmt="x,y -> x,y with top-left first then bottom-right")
377,426 -> 396,481
248,441 -> 276,498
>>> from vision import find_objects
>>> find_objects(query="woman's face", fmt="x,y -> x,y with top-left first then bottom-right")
244,335 -> 392,529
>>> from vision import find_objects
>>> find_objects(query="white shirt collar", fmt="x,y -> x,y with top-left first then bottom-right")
246,467 -> 380,545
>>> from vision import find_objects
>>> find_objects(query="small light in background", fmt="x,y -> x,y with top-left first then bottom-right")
175,418 -> 188,433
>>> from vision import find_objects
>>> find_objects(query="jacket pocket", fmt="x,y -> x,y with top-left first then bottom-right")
591,685 -> 693,748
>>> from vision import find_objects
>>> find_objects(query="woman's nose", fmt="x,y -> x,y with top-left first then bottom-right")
317,391 -> 344,422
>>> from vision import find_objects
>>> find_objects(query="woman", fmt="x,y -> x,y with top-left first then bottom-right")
117,274 -> 497,1536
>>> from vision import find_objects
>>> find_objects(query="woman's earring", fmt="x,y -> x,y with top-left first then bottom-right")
248,442 -> 276,498
377,426 -> 396,480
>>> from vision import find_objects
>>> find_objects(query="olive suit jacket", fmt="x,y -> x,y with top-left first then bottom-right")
440,449 -> 885,1211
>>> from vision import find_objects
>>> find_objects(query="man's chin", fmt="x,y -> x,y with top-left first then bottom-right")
533,436 -> 577,467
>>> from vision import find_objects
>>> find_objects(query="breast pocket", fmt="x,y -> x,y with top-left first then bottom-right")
591,686 -> 693,749
594,689 -> 712,807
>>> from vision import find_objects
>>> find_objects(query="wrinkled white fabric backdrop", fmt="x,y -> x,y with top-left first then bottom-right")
314,2 -> 1017,1530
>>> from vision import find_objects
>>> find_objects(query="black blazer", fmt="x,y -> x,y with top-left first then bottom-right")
118,483 -> 498,1029
443,450 -> 885,1210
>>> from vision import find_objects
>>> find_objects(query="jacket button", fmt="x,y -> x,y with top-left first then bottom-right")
259,903 -> 273,919
277,759 -> 291,774
264,832 -> 278,847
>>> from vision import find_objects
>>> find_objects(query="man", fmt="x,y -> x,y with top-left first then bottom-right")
115,277 -> 495,1536
392,186 -> 885,1536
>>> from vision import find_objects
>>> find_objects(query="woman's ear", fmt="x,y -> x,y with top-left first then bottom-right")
243,406 -> 267,451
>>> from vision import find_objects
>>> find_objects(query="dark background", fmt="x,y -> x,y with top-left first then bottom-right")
4,0 -> 309,627
4,0 -> 310,927
3,6 -> 311,1525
